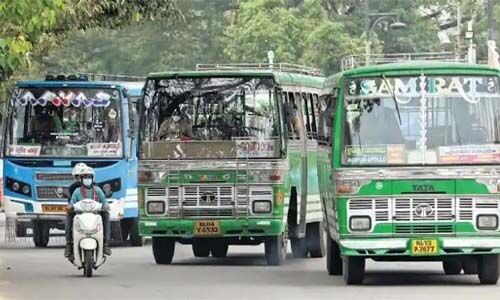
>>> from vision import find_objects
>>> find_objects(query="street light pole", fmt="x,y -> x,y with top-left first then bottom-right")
364,0 -> 371,66
364,13 -> 407,66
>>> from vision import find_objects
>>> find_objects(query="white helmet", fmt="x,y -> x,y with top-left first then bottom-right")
72,163 -> 88,177
80,166 -> 95,178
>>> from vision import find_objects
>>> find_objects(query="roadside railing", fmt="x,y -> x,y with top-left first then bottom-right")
341,52 -> 467,71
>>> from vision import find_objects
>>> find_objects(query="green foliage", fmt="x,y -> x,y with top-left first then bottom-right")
0,0 -> 178,82
223,0 -> 365,73
0,0 -> 63,80
41,0 -> 231,75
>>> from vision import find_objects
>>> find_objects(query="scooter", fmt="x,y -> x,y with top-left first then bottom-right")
70,199 -> 106,277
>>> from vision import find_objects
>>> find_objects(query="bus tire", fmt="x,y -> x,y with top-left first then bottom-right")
291,237 -> 308,258
120,218 -> 131,241
478,254 -> 500,285
211,243 -> 229,258
327,237 -> 342,275
264,234 -> 287,266
343,256 -> 365,285
152,237 -> 175,264
443,260 -> 462,275
128,218 -> 143,247
192,240 -> 210,257
33,222 -> 50,248
306,221 -> 325,258
463,256 -> 479,274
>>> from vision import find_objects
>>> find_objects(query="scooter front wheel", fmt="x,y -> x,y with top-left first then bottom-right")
83,250 -> 94,277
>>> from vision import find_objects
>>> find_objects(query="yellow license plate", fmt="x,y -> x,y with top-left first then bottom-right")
411,239 -> 439,256
42,205 -> 67,213
194,220 -> 221,236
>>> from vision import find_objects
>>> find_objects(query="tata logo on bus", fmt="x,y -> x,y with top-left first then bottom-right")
347,76 -> 499,103
414,203 -> 434,218
412,184 -> 435,193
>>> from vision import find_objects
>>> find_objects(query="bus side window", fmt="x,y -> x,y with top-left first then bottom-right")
300,92 -> 312,138
310,94 -> 319,138
303,92 -> 318,140
318,93 -> 336,146
284,92 -> 302,140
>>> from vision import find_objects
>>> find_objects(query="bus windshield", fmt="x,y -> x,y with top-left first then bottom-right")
343,75 -> 500,166
6,87 -> 123,158
140,77 -> 281,159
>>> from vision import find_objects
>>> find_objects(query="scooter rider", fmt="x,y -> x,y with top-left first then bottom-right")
68,163 -> 87,202
64,162 -> 88,258
65,166 -> 112,258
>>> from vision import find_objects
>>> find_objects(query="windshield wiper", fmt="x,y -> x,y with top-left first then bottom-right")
381,75 -> 402,125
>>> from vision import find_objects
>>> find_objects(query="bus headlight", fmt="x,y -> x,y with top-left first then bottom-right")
6,177 -> 32,197
477,215 -> 498,230
252,200 -> 272,214
147,201 -> 165,215
349,216 -> 371,232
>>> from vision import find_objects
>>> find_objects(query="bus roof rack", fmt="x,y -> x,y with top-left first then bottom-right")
195,63 -> 324,76
78,73 -> 146,82
341,52 -> 467,71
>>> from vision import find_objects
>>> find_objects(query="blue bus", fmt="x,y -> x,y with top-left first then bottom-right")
2,74 -> 145,247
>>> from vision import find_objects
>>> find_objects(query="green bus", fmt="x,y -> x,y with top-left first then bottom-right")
319,62 -> 500,284
137,63 -> 326,265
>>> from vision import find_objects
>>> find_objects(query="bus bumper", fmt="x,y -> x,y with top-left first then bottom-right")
340,237 -> 500,256
16,213 -> 65,222
139,218 -> 285,238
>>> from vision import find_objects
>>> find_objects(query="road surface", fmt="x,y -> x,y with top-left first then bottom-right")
0,214 -> 499,299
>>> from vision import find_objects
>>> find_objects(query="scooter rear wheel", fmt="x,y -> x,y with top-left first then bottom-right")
83,250 -> 94,277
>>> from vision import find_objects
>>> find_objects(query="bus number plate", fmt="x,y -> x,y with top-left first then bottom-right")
411,239 -> 439,256
42,205 -> 67,214
194,220 -> 221,236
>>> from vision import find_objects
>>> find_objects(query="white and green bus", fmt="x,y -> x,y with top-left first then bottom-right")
137,63 -> 326,265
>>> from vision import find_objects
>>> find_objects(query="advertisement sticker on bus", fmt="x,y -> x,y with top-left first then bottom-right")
8,145 -> 41,156
87,142 -> 123,157
438,144 -> 500,163
236,139 -> 275,158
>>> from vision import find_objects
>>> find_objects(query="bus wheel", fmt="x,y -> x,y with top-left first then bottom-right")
128,218 -> 143,247
120,219 -> 131,241
443,260 -> 462,275
326,237 -> 342,275
306,222 -> 325,258
33,222 -> 50,248
478,254 -> 500,284
463,256 -> 479,274
211,243 -> 229,258
343,256 -> 365,285
291,237 -> 308,258
192,240 -> 210,257
264,234 -> 287,266
152,237 -> 175,264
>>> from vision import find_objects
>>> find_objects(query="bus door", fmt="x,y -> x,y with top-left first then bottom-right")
284,91 -> 308,238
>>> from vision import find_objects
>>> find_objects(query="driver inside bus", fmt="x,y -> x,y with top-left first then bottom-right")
156,109 -> 193,141
30,106 -> 62,138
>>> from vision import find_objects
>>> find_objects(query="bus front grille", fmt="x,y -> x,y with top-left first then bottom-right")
36,173 -> 73,181
36,186 -> 69,200
145,185 -> 273,218
395,224 -> 454,235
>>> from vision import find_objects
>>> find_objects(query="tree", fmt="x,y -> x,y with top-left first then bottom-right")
39,0 -> 233,75
0,0 -> 178,82
222,0 -> 365,74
